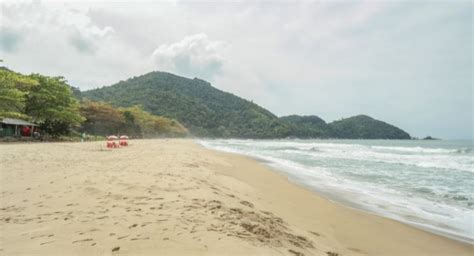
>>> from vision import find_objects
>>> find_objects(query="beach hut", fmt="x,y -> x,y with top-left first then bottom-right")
0,118 -> 38,138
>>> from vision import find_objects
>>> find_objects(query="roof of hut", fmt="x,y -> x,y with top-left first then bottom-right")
1,118 -> 38,126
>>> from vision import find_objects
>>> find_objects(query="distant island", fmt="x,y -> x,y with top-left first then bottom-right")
82,71 -> 411,139
422,136 -> 440,140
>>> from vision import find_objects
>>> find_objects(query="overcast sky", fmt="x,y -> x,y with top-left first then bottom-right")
1,0 -> 472,139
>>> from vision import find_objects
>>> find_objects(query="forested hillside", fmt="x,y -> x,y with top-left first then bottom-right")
328,115 -> 411,139
279,115 -> 330,138
83,71 -> 291,138
83,71 -> 412,139
0,68 -> 187,139
2,67 -> 411,140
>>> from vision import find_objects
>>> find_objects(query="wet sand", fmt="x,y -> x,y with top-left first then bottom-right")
0,139 -> 472,255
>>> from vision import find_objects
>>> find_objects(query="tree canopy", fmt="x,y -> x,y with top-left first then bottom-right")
1,68 -> 411,140
280,115 -> 330,138
1,68 -> 187,139
25,74 -> 84,136
328,115 -> 411,139
0,68 -> 38,119
83,71 -> 411,139
82,71 -> 291,138
80,101 -> 187,138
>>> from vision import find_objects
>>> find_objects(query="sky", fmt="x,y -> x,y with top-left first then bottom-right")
0,0 -> 472,139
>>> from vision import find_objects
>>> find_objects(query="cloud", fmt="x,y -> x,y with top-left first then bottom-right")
0,1 -> 146,89
152,33 -> 225,80
0,1 -> 471,139
0,1 -> 115,56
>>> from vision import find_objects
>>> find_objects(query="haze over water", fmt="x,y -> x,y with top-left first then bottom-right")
200,139 -> 474,243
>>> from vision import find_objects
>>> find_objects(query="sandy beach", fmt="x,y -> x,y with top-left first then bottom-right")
0,139 -> 472,256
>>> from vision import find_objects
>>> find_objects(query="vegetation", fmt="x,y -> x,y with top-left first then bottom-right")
280,114 -> 411,139
0,68 -> 188,139
328,115 -> 411,139
83,71 -> 411,139
0,67 -> 38,119
280,115 -> 330,138
25,74 -> 85,137
1,68 -> 411,140
80,101 -> 187,138
0,68 -> 84,137
82,71 -> 291,138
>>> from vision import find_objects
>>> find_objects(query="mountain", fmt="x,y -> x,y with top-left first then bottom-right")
328,115 -> 411,139
82,71 -> 411,139
279,115 -> 330,138
82,71 -> 290,138
280,114 -> 411,139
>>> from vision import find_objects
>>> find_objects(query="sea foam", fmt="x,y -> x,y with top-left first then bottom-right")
199,139 -> 474,243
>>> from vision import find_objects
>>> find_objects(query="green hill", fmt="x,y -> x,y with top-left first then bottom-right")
279,115 -> 330,138
328,115 -> 411,139
280,114 -> 411,139
82,71 -> 411,139
82,71 -> 290,138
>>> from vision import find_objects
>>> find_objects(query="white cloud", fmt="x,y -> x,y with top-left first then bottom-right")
0,1 -> 471,138
151,33 -> 225,80
1,1 -> 114,50
0,1 -> 149,89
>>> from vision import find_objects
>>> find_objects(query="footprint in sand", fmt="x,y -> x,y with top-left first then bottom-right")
130,237 -> 150,241
72,238 -> 93,244
309,231 -> 322,237
31,234 -> 54,240
348,247 -> 365,253
240,201 -> 254,208
40,241 -> 55,245
288,249 -> 305,256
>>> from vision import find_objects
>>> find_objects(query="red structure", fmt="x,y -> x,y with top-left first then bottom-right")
119,135 -> 129,146
106,135 -> 119,148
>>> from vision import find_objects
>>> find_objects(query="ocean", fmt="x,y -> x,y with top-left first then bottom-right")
199,139 -> 474,243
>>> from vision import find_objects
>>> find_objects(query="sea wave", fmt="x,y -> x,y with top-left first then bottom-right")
281,146 -> 473,173
371,146 -> 472,154
199,139 -> 474,242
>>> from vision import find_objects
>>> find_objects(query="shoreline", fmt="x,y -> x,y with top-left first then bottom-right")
257,159 -> 473,245
1,139 -> 472,255
197,141 -> 473,253
197,139 -> 474,245
269,166 -> 473,245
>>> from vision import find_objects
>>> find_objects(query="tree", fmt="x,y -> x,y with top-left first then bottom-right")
79,101 -> 187,138
119,106 -> 188,138
25,74 -> 84,137
79,100 -> 125,136
0,69 -> 38,119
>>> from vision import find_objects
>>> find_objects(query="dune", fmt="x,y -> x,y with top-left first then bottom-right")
0,139 -> 472,255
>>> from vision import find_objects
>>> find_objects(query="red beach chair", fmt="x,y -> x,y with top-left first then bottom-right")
107,135 -> 119,148
119,135 -> 129,146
